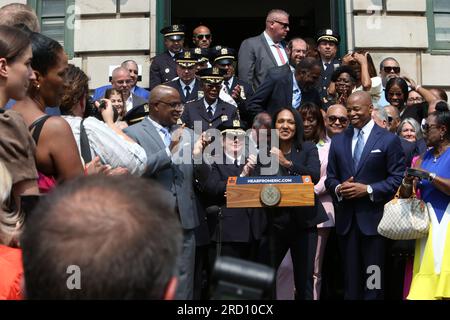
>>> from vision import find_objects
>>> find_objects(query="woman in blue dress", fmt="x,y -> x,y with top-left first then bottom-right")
400,105 -> 450,299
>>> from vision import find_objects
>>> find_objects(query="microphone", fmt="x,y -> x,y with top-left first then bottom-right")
206,205 -> 221,216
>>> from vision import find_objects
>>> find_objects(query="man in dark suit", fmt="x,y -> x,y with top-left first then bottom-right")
246,57 -> 322,119
316,29 -> 341,102
165,50 -> 201,104
124,85 -> 204,300
325,91 -> 405,300
109,66 -> 149,125
238,9 -> 290,90
181,67 -> 239,132
149,24 -> 185,90
212,47 -> 254,127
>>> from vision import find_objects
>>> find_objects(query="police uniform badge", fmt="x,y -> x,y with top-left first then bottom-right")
185,51 -> 191,59
221,48 -> 228,55
173,25 -> 179,31
233,120 -> 241,127
212,67 -> 220,75
221,115 -> 228,122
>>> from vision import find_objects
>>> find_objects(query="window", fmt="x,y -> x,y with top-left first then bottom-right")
427,0 -> 450,51
28,0 -> 75,58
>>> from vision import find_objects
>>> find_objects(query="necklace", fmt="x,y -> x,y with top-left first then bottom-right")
433,145 -> 450,163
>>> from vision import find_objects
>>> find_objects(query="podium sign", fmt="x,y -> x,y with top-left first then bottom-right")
226,176 -> 314,208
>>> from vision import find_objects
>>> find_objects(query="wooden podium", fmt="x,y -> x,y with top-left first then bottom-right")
226,176 -> 315,208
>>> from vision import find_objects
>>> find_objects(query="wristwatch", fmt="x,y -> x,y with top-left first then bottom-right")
367,185 -> 373,195
429,172 -> 437,182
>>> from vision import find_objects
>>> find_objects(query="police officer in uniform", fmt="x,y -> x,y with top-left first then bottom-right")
149,24 -> 185,90
165,50 -> 202,104
181,67 -> 239,132
316,29 -> 341,104
212,46 -> 254,128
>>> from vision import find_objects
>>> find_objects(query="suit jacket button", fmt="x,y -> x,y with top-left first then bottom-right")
209,123 -> 212,127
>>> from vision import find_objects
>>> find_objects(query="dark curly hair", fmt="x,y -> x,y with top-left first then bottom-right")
60,64 -> 89,115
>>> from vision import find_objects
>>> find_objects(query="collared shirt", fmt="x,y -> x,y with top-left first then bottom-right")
62,115 -> 147,175
203,99 -> 218,115
224,152 -> 242,166
224,76 -> 234,92
292,73 -> 302,108
181,78 -> 196,95
125,95 -> 133,112
147,116 -> 172,157
352,119 -> 375,156
263,31 -> 288,67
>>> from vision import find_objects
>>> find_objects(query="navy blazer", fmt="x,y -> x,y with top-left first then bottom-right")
195,161 -> 266,242
325,124 -> 405,236
181,98 -> 239,132
245,64 -> 322,120
165,78 -> 201,103
149,51 -> 178,90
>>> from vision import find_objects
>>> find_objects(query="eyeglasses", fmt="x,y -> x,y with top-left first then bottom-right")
157,100 -> 184,110
272,20 -> 290,29
421,123 -> 439,132
407,97 -> 424,103
328,115 -> 348,125
194,34 -> 211,40
383,66 -> 400,73
115,79 -> 132,85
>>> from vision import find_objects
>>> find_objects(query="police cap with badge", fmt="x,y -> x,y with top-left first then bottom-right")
212,47 -> 237,66
197,66 -> 227,85
174,50 -> 201,68
316,29 -> 340,45
160,24 -> 185,41
122,102 -> 150,125
218,119 -> 246,137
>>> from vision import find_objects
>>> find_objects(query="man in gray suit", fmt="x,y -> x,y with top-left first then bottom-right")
124,85 -> 204,300
238,9 -> 290,90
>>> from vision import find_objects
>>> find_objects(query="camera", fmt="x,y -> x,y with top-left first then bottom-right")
84,96 -> 119,122
210,256 -> 275,300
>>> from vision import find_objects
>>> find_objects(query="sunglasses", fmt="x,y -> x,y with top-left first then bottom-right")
421,123 -> 439,132
328,115 -> 348,125
272,20 -> 290,29
195,34 -> 211,40
383,66 -> 401,73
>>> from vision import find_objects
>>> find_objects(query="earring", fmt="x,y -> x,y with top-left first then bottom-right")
441,134 -> 444,141
35,84 -> 40,90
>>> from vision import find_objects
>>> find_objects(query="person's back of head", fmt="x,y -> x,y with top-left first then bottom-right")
60,64 -> 89,116
0,3 -> 40,32
21,175 -> 182,299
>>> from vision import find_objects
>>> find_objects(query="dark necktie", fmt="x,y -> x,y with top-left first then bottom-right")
234,159 -> 239,167
224,80 -> 230,93
207,106 -> 213,119
325,62 -> 331,71
184,86 -> 191,98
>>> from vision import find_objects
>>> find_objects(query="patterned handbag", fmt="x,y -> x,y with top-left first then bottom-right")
378,186 -> 430,240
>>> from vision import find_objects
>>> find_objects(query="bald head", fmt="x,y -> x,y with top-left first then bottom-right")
193,25 -> 212,48
347,92 -> 373,129
149,85 -> 182,127
111,67 -> 132,98
326,104 -> 349,137
287,38 -> 308,66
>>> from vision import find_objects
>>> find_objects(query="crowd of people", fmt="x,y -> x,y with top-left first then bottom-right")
1,4 -> 450,301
